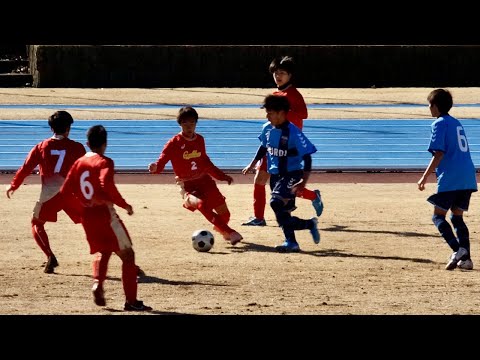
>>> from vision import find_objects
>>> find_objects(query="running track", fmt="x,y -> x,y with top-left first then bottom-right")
1,103 -> 480,172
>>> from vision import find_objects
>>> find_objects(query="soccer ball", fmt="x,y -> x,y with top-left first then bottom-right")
192,229 -> 214,252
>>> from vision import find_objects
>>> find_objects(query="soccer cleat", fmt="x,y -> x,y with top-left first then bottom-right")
44,255 -> 59,274
309,217 -> 321,244
241,217 -> 267,226
124,300 -> 152,311
225,231 -> 243,246
312,190 -> 324,217
275,241 -> 300,253
445,247 -> 468,270
92,282 -> 106,307
457,259 -> 474,270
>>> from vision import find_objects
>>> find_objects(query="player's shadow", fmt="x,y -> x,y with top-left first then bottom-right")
58,273 -> 122,281
230,241 -> 285,253
138,275 -> 230,287
103,308 -> 193,315
231,241 -> 435,265
303,248 -> 435,264
323,224 -> 434,238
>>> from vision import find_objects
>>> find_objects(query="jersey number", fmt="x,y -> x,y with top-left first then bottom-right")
191,161 -> 197,171
457,126 -> 468,152
50,149 -> 66,173
80,171 -> 94,200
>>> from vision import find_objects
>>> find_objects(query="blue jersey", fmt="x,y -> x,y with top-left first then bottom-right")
259,121 -> 317,175
428,115 -> 477,192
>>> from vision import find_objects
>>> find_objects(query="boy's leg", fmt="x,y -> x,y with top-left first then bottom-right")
116,248 -> 137,305
32,195 -> 62,272
31,219 -> 53,258
432,212 -> 459,252
450,214 -> 470,255
296,187 -> 324,217
185,192 -> 242,244
92,252 -> 111,306
243,159 -> 269,226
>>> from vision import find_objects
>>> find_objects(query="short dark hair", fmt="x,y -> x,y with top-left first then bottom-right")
262,94 -> 290,112
428,88 -> 453,114
269,55 -> 295,74
87,125 -> 107,149
48,111 -> 74,134
177,106 -> 199,124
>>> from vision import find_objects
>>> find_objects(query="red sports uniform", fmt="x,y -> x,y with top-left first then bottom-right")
152,132 -> 230,209
258,85 -> 308,172
273,85 -> 308,130
61,152 -> 132,254
9,135 -> 86,222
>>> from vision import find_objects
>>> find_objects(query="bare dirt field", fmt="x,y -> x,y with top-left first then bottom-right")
1,87 -> 479,315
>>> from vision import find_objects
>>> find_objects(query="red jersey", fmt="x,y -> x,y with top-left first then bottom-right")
153,133 -> 228,182
61,152 -> 129,209
10,135 -> 86,191
273,86 -> 308,129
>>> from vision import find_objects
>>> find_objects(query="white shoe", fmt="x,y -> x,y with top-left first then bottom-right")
445,247 -> 469,270
457,259 -> 474,270
224,231 -> 243,246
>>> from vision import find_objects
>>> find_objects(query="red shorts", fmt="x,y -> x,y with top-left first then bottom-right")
183,175 -> 226,210
33,192 -> 82,224
81,204 -> 132,254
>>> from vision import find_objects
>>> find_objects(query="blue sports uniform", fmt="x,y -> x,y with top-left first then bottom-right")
428,115 -> 477,193
254,121 -> 319,248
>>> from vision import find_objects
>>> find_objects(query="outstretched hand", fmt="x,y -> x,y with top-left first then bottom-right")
148,162 -> 157,173
242,164 -> 254,175
417,177 -> 426,191
125,204 -> 134,215
224,175 -> 233,185
5,185 -> 14,199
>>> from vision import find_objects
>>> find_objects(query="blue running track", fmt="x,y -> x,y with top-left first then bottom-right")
2,118 -> 480,172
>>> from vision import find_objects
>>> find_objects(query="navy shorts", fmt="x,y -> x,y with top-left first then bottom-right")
270,170 -> 303,201
427,190 -> 476,212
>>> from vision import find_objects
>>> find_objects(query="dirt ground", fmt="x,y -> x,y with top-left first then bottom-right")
1,87 -> 480,315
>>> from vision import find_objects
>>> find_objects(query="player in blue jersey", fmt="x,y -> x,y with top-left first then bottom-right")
242,94 -> 320,252
418,89 -> 477,270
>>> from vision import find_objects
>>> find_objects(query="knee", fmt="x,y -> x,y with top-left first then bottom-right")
432,214 -> 445,226
270,197 -> 284,213
121,248 -> 135,264
184,193 -> 202,211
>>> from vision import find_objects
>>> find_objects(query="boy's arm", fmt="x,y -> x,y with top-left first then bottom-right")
100,163 -> 130,211
148,141 -> 171,174
242,145 -> 267,175
205,156 -> 233,184
6,145 -> 41,198
418,150 -> 444,191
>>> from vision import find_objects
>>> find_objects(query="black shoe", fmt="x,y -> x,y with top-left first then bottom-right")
92,282 -> 106,306
124,300 -> 152,311
44,255 -> 59,274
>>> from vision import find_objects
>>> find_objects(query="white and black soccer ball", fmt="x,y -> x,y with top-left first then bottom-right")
192,229 -> 214,252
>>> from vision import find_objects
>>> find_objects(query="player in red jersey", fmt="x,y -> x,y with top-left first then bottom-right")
5,111 -> 86,274
242,56 -> 324,227
148,106 -> 243,246
60,125 -> 152,311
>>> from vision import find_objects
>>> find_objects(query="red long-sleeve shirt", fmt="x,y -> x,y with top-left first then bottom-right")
61,152 -> 129,209
10,135 -> 86,191
153,133 -> 229,182
273,86 -> 308,129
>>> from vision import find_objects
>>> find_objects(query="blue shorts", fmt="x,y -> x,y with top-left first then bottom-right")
427,190 -> 475,212
270,170 -> 303,201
